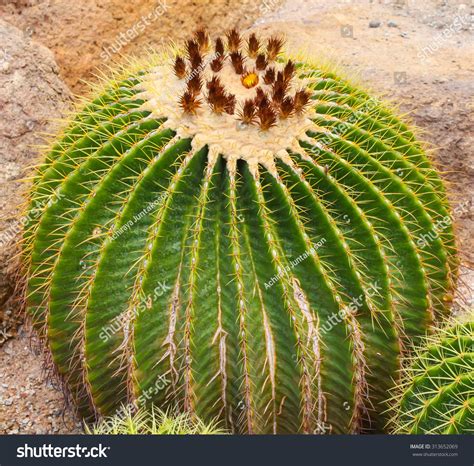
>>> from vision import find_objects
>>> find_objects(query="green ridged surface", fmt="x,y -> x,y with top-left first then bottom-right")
23,63 -> 456,433
390,318 -> 473,434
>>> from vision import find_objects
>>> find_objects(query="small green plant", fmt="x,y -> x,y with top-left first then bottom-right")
388,314 -> 473,434
22,28 -> 457,434
85,406 -> 226,435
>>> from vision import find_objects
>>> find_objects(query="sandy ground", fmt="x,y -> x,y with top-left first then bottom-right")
0,0 -> 472,434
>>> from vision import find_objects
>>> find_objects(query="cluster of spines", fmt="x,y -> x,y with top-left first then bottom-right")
206,76 -> 236,115
387,317 -> 473,434
173,29 -> 312,130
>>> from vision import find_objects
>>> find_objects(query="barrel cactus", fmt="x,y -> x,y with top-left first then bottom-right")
388,315 -> 473,434
22,29 -> 457,434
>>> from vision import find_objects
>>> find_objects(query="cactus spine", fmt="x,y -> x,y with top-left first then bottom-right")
21,29 -> 457,434
389,315 -> 473,434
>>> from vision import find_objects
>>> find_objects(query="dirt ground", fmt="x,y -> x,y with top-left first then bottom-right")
0,0 -> 472,434
0,0 -> 262,93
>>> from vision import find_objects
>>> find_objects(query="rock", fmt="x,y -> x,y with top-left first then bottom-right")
369,20 -> 381,28
387,20 -> 398,28
0,19 -> 72,342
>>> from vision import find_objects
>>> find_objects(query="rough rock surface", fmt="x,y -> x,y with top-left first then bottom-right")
0,19 -> 72,344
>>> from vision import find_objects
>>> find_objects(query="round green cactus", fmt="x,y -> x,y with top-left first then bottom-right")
388,315 -> 473,434
22,29 -> 457,434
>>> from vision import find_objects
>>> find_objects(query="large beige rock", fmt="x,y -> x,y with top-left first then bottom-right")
0,19 -> 72,342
